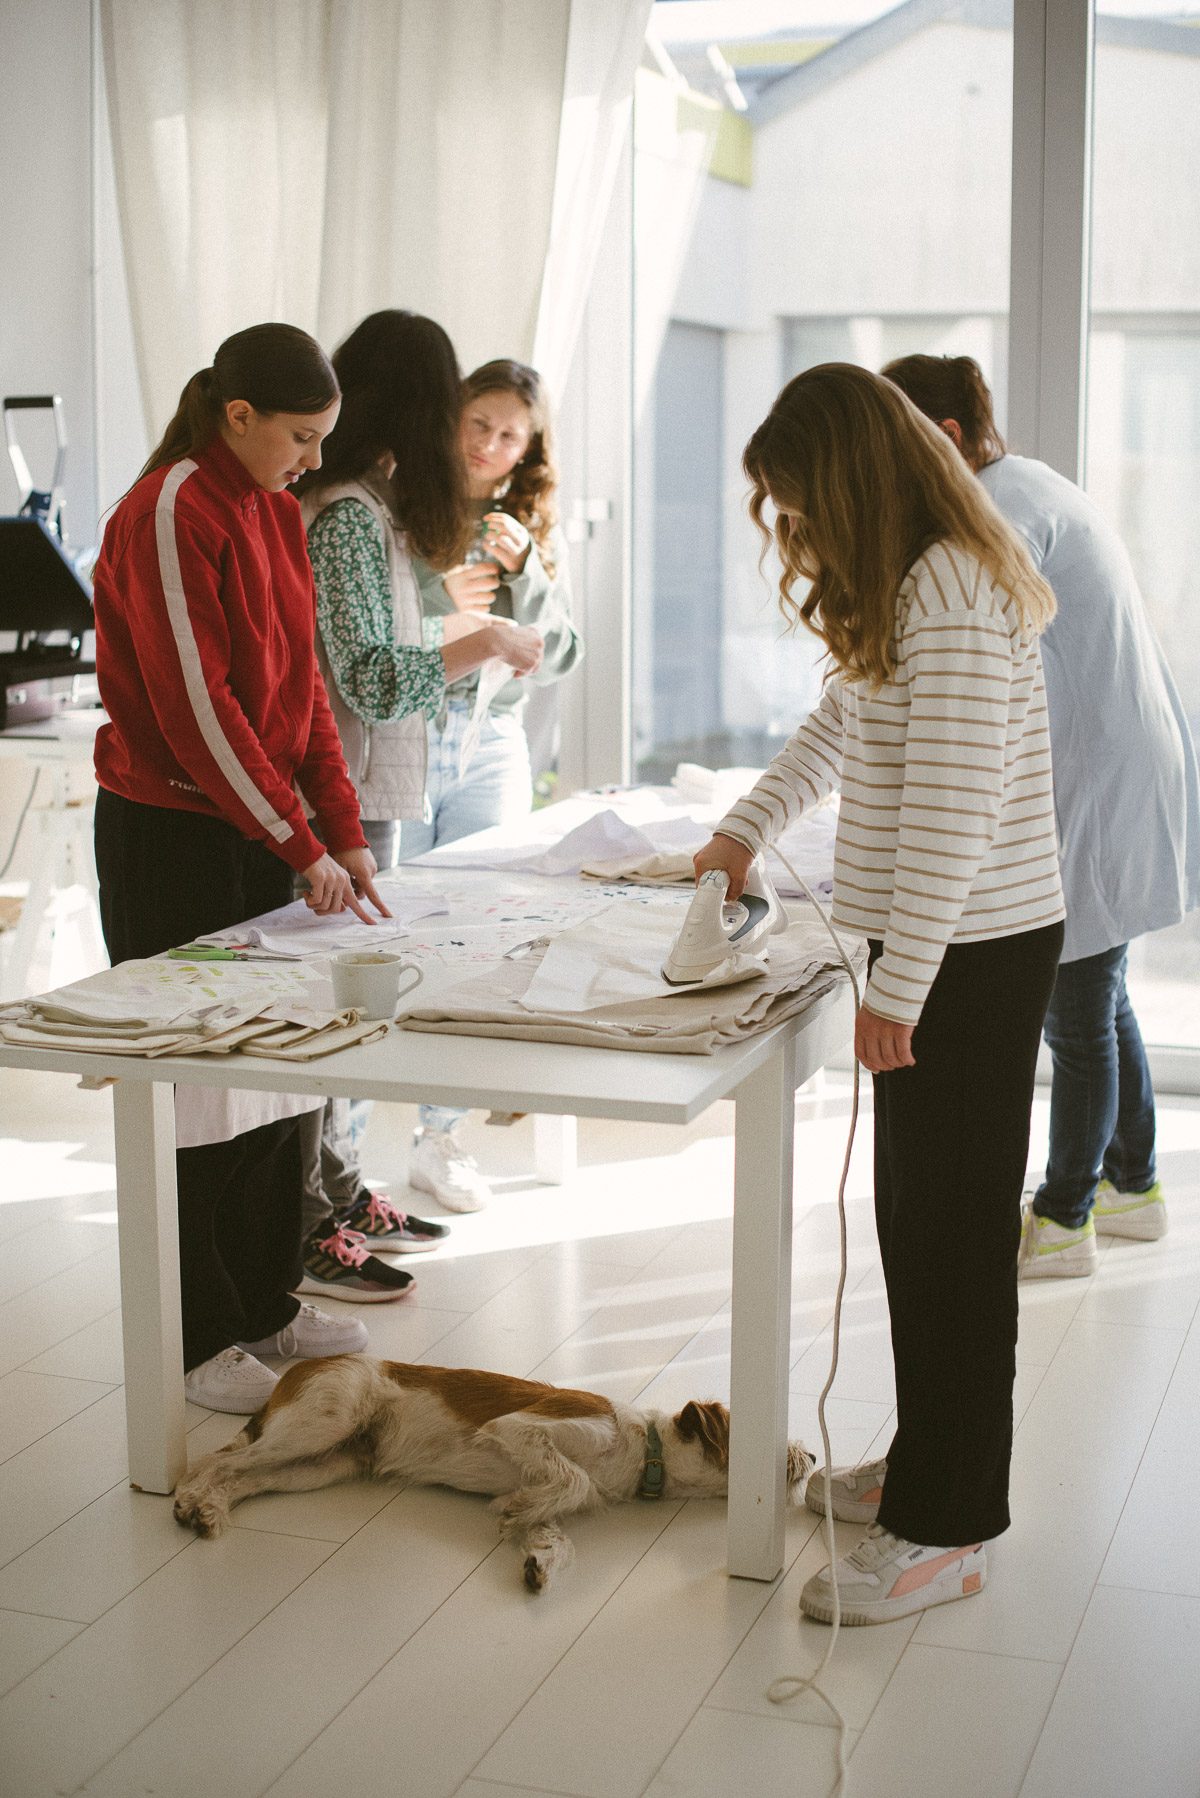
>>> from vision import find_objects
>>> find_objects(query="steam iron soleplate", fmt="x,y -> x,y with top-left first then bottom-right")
662,859 -> 788,988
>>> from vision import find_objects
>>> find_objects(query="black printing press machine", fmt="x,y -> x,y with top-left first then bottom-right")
0,395 -> 97,731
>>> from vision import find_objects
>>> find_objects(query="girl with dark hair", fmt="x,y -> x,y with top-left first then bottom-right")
293,313 -> 543,1290
92,322 -> 389,1414
694,363 -> 1065,1624
402,359 -> 582,1213
883,352 -> 1200,1275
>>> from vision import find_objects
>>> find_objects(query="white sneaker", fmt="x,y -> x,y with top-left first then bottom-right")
183,1346 -> 278,1414
409,1128 -> 491,1213
238,1302 -> 368,1359
804,1455 -> 888,1524
800,1524 -> 986,1626
1094,1178 -> 1168,1240
1018,1201 -> 1098,1279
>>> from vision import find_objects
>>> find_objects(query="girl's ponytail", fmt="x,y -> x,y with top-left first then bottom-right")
139,367 -> 221,479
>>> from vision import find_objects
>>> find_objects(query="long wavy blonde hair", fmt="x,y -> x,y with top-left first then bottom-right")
743,363 -> 1055,686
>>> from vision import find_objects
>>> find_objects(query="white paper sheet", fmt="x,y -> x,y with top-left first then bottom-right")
202,891 -> 449,958
458,656 -> 515,779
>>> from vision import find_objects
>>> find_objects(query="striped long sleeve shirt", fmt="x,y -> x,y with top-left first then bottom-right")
718,541 -> 1065,1026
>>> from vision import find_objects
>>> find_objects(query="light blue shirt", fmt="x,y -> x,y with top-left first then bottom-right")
981,454 -> 1200,962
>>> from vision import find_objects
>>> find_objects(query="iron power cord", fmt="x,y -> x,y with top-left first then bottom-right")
760,840 -> 866,1797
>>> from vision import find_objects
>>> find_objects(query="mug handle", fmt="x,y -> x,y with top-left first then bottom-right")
394,963 -> 423,1006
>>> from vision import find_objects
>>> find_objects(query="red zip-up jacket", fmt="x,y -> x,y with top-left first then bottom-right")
93,434 -> 365,873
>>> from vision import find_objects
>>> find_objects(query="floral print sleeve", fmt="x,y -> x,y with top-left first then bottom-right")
308,500 -> 445,724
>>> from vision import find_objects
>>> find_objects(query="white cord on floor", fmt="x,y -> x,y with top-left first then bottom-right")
762,843 -> 864,1797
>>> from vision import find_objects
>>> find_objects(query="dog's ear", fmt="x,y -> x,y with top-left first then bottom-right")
674,1400 -> 731,1469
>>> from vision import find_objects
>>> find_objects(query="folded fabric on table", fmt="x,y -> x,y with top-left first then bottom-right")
0,958 -> 387,1062
398,918 -> 864,1054
12,994 -> 261,1037
579,850 -> 698,885
240,1015 -> 389,1059
576,806 -> 838,899
518,898 -> 776,1011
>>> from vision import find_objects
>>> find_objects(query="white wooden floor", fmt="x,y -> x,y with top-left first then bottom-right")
1,1067 -> 1199,1798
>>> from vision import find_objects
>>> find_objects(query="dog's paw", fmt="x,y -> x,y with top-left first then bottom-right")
173,1489 -> 228,1538
785,1442 -> 816,1495
523,1553 -> 549,1594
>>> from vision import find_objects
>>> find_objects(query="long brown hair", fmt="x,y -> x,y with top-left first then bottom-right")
881,353 -> 1007,469
462,360 -> 559,577
296,310 -> 471,569
141,324 -> 338,479
743,363 -> 1054,687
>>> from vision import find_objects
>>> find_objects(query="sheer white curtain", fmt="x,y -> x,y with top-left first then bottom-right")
317,0 -> 570,372
101,0 -> 330,436
102,0 -> 648,434
532,0 -> 652,400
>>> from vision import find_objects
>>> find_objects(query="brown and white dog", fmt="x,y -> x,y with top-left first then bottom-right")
174,1357 -> 815,1591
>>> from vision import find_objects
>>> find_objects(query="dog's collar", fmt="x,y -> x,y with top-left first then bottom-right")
638,1421 -> 665,1500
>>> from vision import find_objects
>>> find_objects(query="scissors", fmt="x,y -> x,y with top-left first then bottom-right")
166,942 -> 297,962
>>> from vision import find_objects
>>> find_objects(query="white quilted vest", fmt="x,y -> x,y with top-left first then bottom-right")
301,471 -> 430,822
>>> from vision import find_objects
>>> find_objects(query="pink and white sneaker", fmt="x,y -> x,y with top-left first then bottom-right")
800,1524 -> 986,1626
804,1455 -> 887,1524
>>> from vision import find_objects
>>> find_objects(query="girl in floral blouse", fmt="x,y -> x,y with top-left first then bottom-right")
293,311 -> 541,1301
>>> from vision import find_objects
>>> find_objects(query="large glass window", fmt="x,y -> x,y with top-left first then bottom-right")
632,0 -> 1013,780
1087,5 -> 1200,1048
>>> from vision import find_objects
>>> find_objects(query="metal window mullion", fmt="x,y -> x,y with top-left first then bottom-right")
1008,0 -> 1094,482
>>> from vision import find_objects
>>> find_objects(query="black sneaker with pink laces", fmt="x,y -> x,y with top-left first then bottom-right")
338,1189 -> 450,1253
296,1223 -> 416,1303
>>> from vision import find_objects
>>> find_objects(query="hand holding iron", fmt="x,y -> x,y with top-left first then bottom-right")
692,833 -> 755,901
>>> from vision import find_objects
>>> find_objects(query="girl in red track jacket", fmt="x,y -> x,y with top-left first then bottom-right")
91,322 -> 386,1415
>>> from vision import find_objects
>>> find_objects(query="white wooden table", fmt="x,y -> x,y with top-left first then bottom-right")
0,983 -> 852,1581
0,709 -> 105,996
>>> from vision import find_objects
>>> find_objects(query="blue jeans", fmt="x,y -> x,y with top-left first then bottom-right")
1034,944 -> 1157,1228
400,701 -> 532,1133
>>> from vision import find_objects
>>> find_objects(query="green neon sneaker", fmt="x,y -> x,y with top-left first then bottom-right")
1093,1178 -> 1168,1241
1018,1201 -> 1098,1280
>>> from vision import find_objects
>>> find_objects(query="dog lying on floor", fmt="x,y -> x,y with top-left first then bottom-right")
173,1357 -> 816,1591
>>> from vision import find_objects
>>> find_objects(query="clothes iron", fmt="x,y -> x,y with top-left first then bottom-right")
661,858 -> 788,987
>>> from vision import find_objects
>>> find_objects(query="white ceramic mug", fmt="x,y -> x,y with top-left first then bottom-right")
329,951 -> 421,1021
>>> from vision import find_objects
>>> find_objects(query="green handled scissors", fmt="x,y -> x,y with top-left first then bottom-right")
167,943 -> 286,962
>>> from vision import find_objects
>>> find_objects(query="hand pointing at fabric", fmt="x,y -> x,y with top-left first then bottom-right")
301,850 -> 389,924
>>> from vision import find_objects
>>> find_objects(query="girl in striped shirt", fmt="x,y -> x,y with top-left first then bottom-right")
695,363 -> 1065,1626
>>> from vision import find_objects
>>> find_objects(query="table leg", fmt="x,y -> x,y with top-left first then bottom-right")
113,1080 -> 187,1493
728,1036 -> 798,1580
3,817 -> 56,996
533,1113 -> 578,1184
